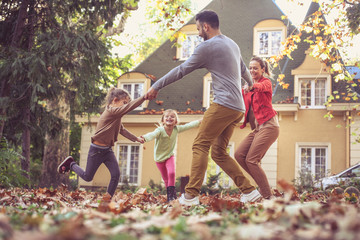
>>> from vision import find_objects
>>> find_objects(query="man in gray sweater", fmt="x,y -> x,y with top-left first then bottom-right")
145,10 -> 261,205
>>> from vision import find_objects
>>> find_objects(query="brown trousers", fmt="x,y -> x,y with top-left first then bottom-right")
185,103 -> 255,197
235,126 -> 279,198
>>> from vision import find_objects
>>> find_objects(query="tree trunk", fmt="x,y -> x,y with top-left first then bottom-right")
21,106 -> 30,180
40,92 -> 70,188
20,0 -> 34,182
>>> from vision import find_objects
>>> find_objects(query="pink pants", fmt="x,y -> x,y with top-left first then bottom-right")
156,155 -> 175,187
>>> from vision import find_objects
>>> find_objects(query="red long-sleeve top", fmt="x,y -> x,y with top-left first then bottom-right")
240,76 -> 277,129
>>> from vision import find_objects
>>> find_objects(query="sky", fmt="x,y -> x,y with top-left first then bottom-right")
113,0 -> 360,61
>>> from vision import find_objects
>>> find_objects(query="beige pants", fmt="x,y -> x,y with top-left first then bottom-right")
185,103 -> 255,197
235,126 -> 279,198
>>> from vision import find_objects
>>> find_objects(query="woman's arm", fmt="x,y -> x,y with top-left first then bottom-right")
251,78 -> 272,93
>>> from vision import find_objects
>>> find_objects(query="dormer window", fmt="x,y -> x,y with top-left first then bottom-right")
258,30 -> 282,56
180,34 -> 203,60
118,72 -> 152,110
121,83 -> 143,100
253,20 -> 286,57
176,24 -> 203,61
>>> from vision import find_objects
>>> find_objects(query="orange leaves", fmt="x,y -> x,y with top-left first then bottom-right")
156,100 -> 163,105
276,74 -> 290,90
208,194 -> 242,212
145,73 -> 156,81
277,179 -> 299,201
139,109 -> 164,115
277,74 -> 285,82
140,108 -> 204,115
178,108 -> 203,114
276,96 -> 294,104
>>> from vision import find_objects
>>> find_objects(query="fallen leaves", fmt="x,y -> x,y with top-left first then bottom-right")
0,184 -> 359,240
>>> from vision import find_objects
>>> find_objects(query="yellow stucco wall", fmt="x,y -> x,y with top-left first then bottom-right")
77,109 -> 349,190
277,109 -> 347,183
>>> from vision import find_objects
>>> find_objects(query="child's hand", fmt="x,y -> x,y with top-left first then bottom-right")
198,118 -> 203,124
137,136 -> 145,143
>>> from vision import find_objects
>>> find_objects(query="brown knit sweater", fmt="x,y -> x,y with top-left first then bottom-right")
91,96 -> 145,147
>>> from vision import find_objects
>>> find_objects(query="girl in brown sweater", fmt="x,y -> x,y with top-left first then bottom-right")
58,87 -> 145,198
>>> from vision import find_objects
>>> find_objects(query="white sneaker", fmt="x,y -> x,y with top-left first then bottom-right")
178,193 -> 199,206
240,189 -> 261,203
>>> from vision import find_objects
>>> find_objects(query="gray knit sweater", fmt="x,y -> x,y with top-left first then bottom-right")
152,34 -> 253,112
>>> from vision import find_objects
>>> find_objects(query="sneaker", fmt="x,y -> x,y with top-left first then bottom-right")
240,189 -> 261,203
179,193 -> 199,206
57,156 -> 74,174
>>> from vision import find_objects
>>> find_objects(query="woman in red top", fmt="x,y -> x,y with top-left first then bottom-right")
235,56 -> 279,199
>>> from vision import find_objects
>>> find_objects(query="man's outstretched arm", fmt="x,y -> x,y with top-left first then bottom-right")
145,87 -> 158,100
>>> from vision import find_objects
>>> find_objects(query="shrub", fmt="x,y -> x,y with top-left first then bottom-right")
292,170 -> 317,193
0,138 -> 30,188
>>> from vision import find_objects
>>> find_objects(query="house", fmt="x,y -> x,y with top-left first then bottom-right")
76,0 -> 360,191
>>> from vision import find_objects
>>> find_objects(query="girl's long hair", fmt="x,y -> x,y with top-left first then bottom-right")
104,87 -> 130,107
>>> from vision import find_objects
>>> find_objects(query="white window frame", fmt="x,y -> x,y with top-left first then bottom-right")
116,142 -> 143,186
203,142 -> 235,189
295,142 -> 331,180
176,31 -> 203,61
254,27 -> 285,57
294,75 -> 331,109
119,79 -> 147,110
202,73 -> 213,109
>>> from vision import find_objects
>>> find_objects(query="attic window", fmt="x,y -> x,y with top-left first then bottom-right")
176,24 -> 203,61
257,30 -> 282,56
178,34 -> 203,60
118,73 -> 152,110
122,83 -> 143,100
253,20 -> 286,57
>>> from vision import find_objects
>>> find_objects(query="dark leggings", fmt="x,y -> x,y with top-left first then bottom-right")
71,144 -> 120,197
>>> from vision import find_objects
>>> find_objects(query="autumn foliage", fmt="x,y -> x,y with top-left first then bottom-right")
1,180 -> 360,240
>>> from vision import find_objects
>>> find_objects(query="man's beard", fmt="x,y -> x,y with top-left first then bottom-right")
202,31 -> 208,41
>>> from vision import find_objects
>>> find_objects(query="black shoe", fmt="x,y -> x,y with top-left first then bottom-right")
57,156 -> 74,174
167,186 -> 176,202
171,186 -> 177,199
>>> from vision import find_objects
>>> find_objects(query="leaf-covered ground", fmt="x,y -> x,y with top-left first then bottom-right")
1,181 -> 359,240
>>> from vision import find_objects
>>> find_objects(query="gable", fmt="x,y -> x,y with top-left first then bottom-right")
291,51 -> 330,75
133,0 -> 302,111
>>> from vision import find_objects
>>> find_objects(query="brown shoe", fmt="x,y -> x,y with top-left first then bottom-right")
57,156 -> 74,174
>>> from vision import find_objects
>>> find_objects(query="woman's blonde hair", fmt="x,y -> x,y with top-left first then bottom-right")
159,109 -> 180,126
104,87 -> 130,106
250,56 -> 273,78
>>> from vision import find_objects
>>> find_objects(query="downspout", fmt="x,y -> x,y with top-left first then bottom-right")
346,111 -> 350,168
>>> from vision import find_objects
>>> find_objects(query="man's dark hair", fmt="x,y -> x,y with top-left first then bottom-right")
195,10 -> 219,29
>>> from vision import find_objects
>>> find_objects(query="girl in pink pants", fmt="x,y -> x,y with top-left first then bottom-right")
140,109 -> 201,202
